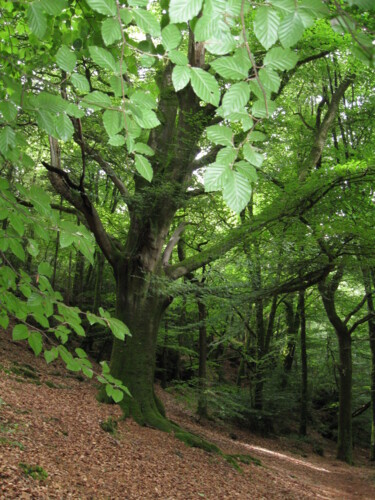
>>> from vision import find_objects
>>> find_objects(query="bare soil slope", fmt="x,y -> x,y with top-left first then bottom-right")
0,330 -> 374,499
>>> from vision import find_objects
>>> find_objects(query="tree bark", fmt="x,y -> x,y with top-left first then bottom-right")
361,264 -> 375,460
318,270 -> 353,464
336,331 -> 353,463
299,289 -> 308,436
197,299 -> 208,418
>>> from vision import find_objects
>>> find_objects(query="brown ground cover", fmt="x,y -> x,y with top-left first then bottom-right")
1,330 -> 374,499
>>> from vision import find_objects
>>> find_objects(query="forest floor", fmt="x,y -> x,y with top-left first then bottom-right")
0,331 -> 375,499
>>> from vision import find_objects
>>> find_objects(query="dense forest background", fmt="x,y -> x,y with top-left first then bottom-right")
1,0 -> 375,474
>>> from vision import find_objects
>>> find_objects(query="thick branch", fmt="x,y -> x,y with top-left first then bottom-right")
81,141 -> 132,206
162,222 -> 189,267
46,137 -> 117,268
299,74 -> 355,181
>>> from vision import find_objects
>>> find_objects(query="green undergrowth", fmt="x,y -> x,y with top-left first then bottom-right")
100,417 -> 118,435
0,436 -> 24,450
19,463 -> 48,481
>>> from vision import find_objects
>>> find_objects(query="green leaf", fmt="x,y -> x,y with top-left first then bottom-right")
222,169 -> 252,213
9,213 -> 25,236
132,108 -> 161,129
36,92 -> 68,114
27,239 -> 39,257
75,347 -> 88,359
211,55 -> 249,80
128,0 -> 148,6
38,262 -> 53,278
71,73 -> 90,93
86,0 -> 116,16
205,32 -> 236,56
56,45 -> 77,73
133,9 -> 161,37
252,99 -> 277,118
134,154 -> 153,182
103,109 -> 124,137
206,125 -> 233,147
29,185 -> 51,216
248,132 -> 266,143
44,348 -> 58,364
107,317 -> 130,340
264,47 -> 298,70
169,0 -> 203,23
169,50 -> 189,66
133,143 -> 154,156
243,144 -> 264,167
222,82 -> 250,116
259,68 -> 281,93
0,313 -> 9,330
27,2 -> 47,39
278,11 -> 305,48
254,7 -> 280,50
36,110 -> 55,136
109,135 -> 125,146
190,67 -> 220,106
216,147 -> 237,166
29,331 -> 43,356
172,65 -> 191,92
82,91 -> 112,110
55,114 -> 74,141
204,163 -> 229,192
234,161 -> 258,182
12,324 -> 29,341
271,0 -> 295,14
0,126 -> 16,154
120,8 -> 133,25
101,18 -> 122,46
0,101 -> 18,122
9,239 -> 25,262
111,388 -> 124,403
162,24 -> 182,51
194,14 -> 220,42
130,91 -> 157,109
40,0 -> 68,15
89,46 -> 117,73
300,0 -> 329,16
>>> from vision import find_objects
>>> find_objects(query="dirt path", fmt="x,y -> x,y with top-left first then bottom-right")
1,331 -> 374,499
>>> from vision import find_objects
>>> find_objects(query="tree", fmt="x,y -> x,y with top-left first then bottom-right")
1,0 -> 374,439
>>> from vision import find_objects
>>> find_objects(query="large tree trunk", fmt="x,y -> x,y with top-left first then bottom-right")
337,331 -> 353,463
108,259 -> 171,429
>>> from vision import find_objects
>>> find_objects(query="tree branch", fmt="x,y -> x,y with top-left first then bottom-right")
348,313 -> 375,335
45,136 -> 118,268
299,74 -> 355,181
344,293 -> 369,325
162,222 -> 189,267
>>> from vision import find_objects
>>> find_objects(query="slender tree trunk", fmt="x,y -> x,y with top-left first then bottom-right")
337,331 -> 353,463
51,229 -> 60,289
362,264 -> 375,460
72,250 -> 84,308
299,289 -> 308,436
197,299 -> 208,418
93,251 -> 105,313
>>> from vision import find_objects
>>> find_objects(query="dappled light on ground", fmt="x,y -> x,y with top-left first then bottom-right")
243,444 -> 331,473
